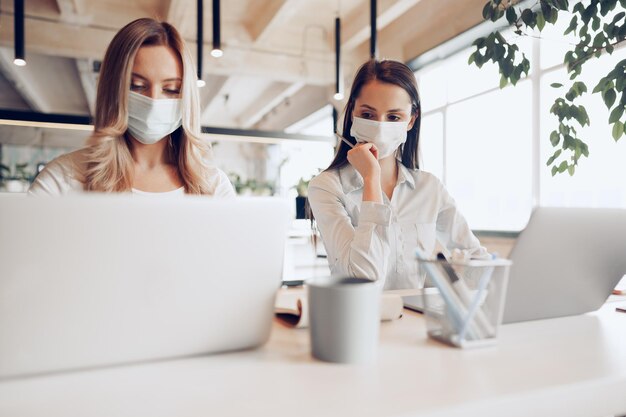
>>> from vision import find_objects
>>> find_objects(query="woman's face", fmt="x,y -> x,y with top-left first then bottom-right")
353,80 -> 416,128
130,45 -> 183,99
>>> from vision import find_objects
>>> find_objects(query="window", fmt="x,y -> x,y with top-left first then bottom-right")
446,81 -> 532,230
281,105 -> 335,205
540,47 -> 626,208
416,26 -> 626,231
419,112 -> 444,180
416,31 -> 533,231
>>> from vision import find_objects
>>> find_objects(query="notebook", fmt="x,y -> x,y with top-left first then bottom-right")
275,286 -> 406,328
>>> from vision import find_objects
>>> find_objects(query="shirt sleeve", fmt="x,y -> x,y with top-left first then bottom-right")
308,174 -> 393,283
211,169 -> 236,198
27,159 -> 74,197
435,180 -> 491,260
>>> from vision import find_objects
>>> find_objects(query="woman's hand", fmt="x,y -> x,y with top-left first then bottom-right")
347,143 -> 380,181
347,143 -> 383,203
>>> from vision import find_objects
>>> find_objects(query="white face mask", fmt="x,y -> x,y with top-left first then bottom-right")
127,91 -> 182,145
350,116 -> 410,158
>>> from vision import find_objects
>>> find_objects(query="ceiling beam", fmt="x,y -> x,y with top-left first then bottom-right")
165,0 -> 251,45
75,59 -> 97,116
0,48 -> 90,115
167,0 -> 192,38
371,0 -> 487,64
245,0 -> 287,42
0,71 -> 31,110
236,82 -> 304,128
253,85 -> 329,131
55,0 -> 85,18
194,45 -> 334,85
200,77 -> 240,126
0,0 -> 60,20
245,0 -> 302,44
0,49 -> 49,112
0,13 -> 114,60
339,0 -> 422,51
199,74 -> 229,113
0,14 -> 334,85
401,0 -> 487,61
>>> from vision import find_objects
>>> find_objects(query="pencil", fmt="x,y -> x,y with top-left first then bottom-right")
335,133 -> 355,149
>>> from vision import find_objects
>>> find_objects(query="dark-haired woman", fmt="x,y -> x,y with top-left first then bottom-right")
308,60 -> 488,290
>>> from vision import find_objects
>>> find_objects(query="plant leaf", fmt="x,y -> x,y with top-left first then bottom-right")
612,121 -> 624,141
609,106 -> 624,124
482,2 -> 492,20
564,15 -> 578,35
500,74 -> 509,89
536,11 -> 546,31
592,16 -> 600,31
603,89 -> 617,109
546,149 -> 562,165
568,165 -> 575,176
550,130 -> 560,146
506,6 -> 517,24
521,9 -> 535,27
555,0 -> 569,11
592,78 -> 608,94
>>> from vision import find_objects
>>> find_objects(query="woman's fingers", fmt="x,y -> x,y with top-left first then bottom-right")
347,142 -> 381,179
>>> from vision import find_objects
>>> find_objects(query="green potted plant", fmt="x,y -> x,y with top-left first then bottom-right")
0,162 -> 32,193
469,0 -> 626,176
293,177 -> 311,219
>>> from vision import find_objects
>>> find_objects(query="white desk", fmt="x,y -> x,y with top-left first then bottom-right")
1,302 -> 625,417
283,220 -> 330,282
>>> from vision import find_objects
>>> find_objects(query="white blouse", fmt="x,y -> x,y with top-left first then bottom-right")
307,163 -> 489,290
27,148 -> 236,198
131,187 -> 186,197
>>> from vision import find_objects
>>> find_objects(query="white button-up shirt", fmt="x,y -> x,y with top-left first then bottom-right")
27,148 -> 235,198
308,163 -> 489,290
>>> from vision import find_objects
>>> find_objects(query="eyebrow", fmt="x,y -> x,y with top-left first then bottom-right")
131,73 -> 182,83
359,104 -> 407,113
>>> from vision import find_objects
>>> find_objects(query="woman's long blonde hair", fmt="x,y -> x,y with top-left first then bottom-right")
84,18 -> 215,194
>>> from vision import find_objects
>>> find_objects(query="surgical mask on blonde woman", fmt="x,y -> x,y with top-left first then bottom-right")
350,117 -> 410,158
127,91 -> 182,144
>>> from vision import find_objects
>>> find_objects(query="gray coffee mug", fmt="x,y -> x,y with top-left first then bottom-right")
307,277 -> 381,364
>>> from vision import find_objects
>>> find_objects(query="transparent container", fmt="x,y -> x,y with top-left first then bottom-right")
417,257 -> 512,348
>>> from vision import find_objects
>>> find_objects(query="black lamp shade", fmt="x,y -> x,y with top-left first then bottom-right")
14,0 -> 26,65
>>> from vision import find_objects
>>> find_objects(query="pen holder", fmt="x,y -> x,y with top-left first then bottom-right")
416,256 -> 512,348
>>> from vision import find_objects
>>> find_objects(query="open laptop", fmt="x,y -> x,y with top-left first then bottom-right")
0,195 -> 289,378
502,207 -> 626,323
404,207 -> 626,323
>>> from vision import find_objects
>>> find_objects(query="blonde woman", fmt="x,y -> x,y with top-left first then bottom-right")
28,18 -> 234,197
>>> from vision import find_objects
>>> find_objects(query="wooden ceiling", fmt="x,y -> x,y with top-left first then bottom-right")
0,0 -> 487,134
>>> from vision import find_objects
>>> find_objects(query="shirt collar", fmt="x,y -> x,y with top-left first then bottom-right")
339,161 -> 416,194
397,162 -> 416,189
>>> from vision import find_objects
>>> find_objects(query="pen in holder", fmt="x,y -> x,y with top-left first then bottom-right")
415,249 -> 512,348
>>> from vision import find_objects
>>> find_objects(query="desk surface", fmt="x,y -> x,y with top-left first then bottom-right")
1,302 -> 625,417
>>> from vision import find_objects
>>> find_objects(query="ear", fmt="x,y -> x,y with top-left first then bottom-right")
407,112 -> 418,130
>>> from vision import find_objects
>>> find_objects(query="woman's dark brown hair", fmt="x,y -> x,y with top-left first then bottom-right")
327,59 -> 421,171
